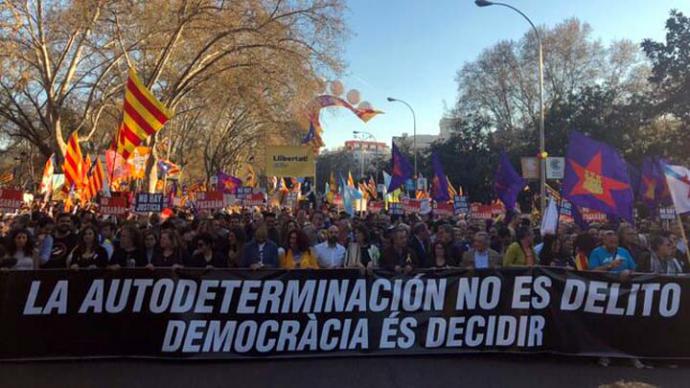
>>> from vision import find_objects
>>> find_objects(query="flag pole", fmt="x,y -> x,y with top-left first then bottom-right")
675,212 -> 690,266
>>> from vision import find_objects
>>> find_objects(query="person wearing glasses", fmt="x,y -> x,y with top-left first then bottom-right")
648,235 -> 684,275
187,233 -> 226,268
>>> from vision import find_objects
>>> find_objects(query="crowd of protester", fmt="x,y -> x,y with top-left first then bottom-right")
1,203 -> 688,369
0,204 -> 688,278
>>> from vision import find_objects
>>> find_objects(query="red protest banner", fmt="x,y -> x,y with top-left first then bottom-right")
434,202 -> 454,218
242,193 -> 266,207
196,191 -> 224,210
0,189 -> 23,212
99,196 -> 128,215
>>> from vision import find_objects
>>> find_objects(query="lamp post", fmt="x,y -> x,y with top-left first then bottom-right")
387,97 -> 417,181
353,130 -> 376,180
475,0 -> 546,214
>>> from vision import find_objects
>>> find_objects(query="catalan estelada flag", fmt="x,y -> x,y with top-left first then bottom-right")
86,158 -> 105,200
39,154 -> 56,194
116,68 -> 172,160
63,132 -> 84,192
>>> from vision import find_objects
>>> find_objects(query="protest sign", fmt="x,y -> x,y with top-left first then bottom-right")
134,193 -> 165,213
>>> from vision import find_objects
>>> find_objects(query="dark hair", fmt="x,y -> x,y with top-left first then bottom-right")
538,234 -> 559,266
286,230 -> 310,253
78,225 -> 100,250
196,233 -> 214,248
574,233 -> 596,257
120,224 -> 143,250
515,226 -> 532,242
57,212 -> 72,222
6,229 -> 34,256
650,235 -> 670,252
497,226 -> 511,239
142,229 -> 158,243
354,225 -> 370,244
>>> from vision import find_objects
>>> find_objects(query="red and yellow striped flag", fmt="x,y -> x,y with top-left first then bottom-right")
63,132 -> 83,192
86,158 -> 104,200
116,68 -> 172,160
447,176 -> 458,199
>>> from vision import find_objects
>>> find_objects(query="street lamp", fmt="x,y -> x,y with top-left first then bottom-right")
474,0 -> 546,215
387,97 -> 417,180
353,130 -> 376,180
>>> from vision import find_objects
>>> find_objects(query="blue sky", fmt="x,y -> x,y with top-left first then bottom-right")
319,0 -> 689,150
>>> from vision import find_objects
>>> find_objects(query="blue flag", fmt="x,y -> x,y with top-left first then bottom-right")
494,152 -> 525,211
563,131 -> 633,222
388,142 -> 413,193
431,152 -> 450,202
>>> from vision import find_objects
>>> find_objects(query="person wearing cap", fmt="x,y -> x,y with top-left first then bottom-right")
588,229 -> 636,273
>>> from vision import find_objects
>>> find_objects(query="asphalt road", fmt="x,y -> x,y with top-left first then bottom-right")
1,354 -> 687,388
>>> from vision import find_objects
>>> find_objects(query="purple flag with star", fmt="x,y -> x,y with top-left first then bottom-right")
494,152 -> 525,211
431,152 -> 450,202
563,131 -> 633,222
388,142 -> 413,193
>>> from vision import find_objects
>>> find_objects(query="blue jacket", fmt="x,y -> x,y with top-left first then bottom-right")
241,240 -> 280,268
588,246 -> 636,272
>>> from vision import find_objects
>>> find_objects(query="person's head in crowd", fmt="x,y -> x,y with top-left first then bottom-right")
651,235 -> 673,260
254,225 -> 268,244
286,230 -> 310,254
160,229 -> 182,253
539,234 -> 560,266
78,225 -> 99,250
285,219 -> 299,232
119,224 -> 142,251
488,226 -> 498,239
7,228 -> 34,256
436,224 -> 452,245
228,227 -> 246,247
392,227 -> 408,250
453,227 -> 464,243
264,212 -> 276,230
56,213 -> 73,235
100,222 -> 115,241
354,225 -> 370,246
229,214 -> 242,230
149,213 -> 161,227
473,231 -> 490,253
618,223 -> 640,248
181,227 -> 195,245
587,225 -> 600,239
602,229 -> 619,252
195,233 -> 214,255
38,217 -> 55,236
296,209 -> 308,226
80,212 -> 95,228
456,220 -> 468,234
252,211 -> 264,226
143,229 -> 158,251
317,229 -> 328,244
574,232 -> 596,257
432,241 -> 447,267
516,225 -> 534,247
498,226 -> 512,244
326,225 -> 339,246
560,233 -> 576,258
311,211 -> 325,230
412,222 -> 429,241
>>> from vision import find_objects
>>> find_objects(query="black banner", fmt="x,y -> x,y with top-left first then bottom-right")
0,268 -> 687,360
